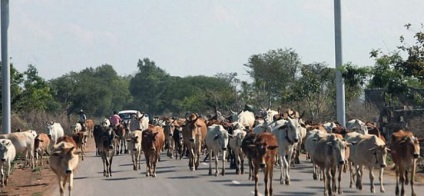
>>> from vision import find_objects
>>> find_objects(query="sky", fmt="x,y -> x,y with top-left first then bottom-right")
6,0 -> 424,82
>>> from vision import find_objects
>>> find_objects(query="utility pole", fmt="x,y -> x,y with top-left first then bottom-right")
1,0 -> 10,134
334,0 -> 346,126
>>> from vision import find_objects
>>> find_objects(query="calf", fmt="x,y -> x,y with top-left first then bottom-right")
49,141 -> 79,196
205,124 -> 229,176
173,124 -> 184,160
0,139 -> 16,187
126,130 -> 142,171
247,132 -> 278,196
390,129 -> 420,196
142,125 -> 165,177
0,130 -> 36,169
311,133 -> 350,196
34,133 -> 50,166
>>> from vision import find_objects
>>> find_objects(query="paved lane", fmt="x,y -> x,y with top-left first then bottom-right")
63,142 -> 424,196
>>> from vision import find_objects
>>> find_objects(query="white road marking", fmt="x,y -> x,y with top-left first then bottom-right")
232,180 -> 240,184
201,162 -> 208,165
251,191 -> 263,196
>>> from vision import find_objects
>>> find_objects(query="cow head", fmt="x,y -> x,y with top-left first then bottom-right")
0,140 -> 13,162
326,135 -> 351,165
51,141 -> 78,174
212,125 -> 229,151
369,144 -> 389,168
399,136 -> 421,159
282,118 -> 300,145
143,130 -> 159,152
185,113 -> 202,143
249,141 -> 278,169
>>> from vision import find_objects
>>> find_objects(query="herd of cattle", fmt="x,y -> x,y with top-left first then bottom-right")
0,108 -> 421,196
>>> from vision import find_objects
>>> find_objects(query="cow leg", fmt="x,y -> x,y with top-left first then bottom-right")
152,153 -> 158,177
264,167 -> 269,196
240,152 -> 245,175
369,166 -> 375,193
411,161 -> 417,196
323,168 -> 329,196
279,155 -> 284,184
349,162 -> 354,188
68,173 -> 74,196
221,150 -> 226,176
283,153 -> 291,185
313,162 -> 318,180
331,166 -> 336,194
400,168 -> 405,196
208,149 -> 213,175
0,167 -> 4,187
145,154 -> 150,176
254,164 -> 259,196
378,166 -> 385,193
214,150 -> 219,176
395,167 -> 400,196
337,165 -> 343,194
58,176 -> 65,196
356,165 -> 363,190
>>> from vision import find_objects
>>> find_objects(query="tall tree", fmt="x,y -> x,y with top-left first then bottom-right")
244,48 -> 302,107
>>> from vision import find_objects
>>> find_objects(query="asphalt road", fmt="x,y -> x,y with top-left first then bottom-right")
60,140 -> 424,196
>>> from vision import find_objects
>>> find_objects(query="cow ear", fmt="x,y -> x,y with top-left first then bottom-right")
267,145 -> 278,150
386,148 -> 391,153
326,142 -> 333,146
350,141 -> 357,146
229,135 -> 234,139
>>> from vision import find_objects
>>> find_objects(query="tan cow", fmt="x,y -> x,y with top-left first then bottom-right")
85,119 -> 95,138
0,130 -> 37,169
49,141 -> 79,196
126,130 -> 143,171
311,133 -> 350,196
390,129 -> 420,196
348,134 -> 389,193
141,125 -> 165,177
34,133 -> 51,166
182,113 -> 207,171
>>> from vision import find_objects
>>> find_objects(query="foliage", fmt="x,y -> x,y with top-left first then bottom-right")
244,48 -> 302,107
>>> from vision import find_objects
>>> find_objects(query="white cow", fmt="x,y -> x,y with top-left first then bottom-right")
305,129 -> 327,180
0,130 -> 36,169
322,121 -> 338,133
0,139 -> 16,187
101,118 -> 111,128
126,130 -> 143,171
272,118 -> 300,185
260,108 -> 279,125
229,110 -> 255,130
346,119 -> 368,134
205,124 -> 229,176
46,122 -> 65,149
229,122 -> 247,175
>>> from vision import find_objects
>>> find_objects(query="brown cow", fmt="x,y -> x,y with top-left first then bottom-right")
182,113 -> 207,171
247,132 -> 278,196
114,123 -> 128,155
72,132 -> 87,161
85,119 -> 95,138
49,141 -> 79,196
98,126 -> 117,177
366,122 -> 386,142
141,125 -> 165,177
390,129 -> 420,196
34,133 -> 51,166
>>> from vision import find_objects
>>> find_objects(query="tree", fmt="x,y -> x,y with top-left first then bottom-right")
244,48 -> 302,107
130,58 -> 171,114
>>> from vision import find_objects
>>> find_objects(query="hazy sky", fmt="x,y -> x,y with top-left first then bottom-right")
7,0 -> 424,81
